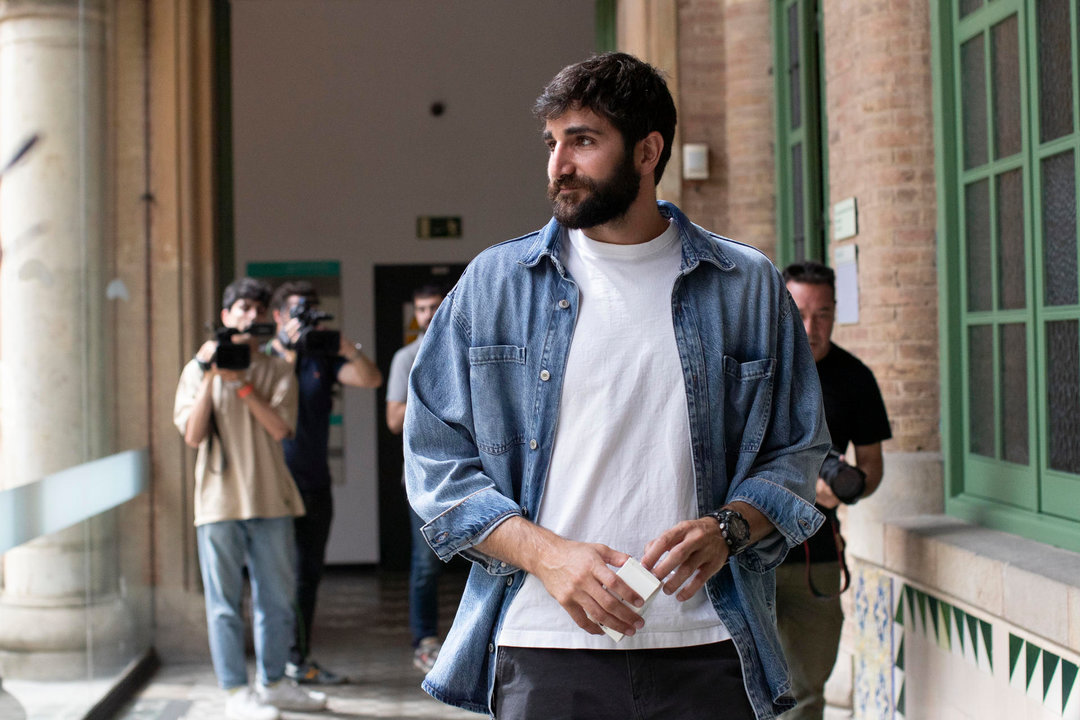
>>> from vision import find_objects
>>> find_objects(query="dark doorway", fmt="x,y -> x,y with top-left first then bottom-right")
374,263 -> 468,570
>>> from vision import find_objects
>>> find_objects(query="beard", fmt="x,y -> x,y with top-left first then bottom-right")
546,147 -> 642,229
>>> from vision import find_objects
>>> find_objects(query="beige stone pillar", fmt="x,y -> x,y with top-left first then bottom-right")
0,0 -> 129,679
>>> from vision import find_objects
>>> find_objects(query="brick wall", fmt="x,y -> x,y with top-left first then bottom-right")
676,0 -> 776,257
672,0 -> 939,453
721,0 -> 777,259
677,0 -> 729,237
821,0 -> 939,453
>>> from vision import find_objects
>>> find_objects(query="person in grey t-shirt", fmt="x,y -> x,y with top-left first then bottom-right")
386,284 -> 446,673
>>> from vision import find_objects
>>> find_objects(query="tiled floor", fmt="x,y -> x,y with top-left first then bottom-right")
117,568 -> 474,720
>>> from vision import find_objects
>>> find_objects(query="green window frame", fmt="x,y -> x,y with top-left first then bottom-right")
934,0 -> 1080,552
596,0 -> 616,53
773,0 -> 827,267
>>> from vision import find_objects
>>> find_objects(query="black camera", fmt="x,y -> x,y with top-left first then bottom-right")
283,297 -> 340,355
819,449 -> 866,505
213,322 -> 275,370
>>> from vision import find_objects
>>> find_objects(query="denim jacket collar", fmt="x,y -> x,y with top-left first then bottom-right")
518,200 -> 736,276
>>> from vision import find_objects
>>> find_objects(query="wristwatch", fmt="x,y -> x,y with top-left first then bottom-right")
706,508 -> 752,557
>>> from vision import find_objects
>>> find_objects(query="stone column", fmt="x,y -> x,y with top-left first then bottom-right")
0,0 -> 130,679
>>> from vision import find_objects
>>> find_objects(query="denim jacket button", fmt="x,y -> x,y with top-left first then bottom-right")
506,577 -> 513,586
521,506 -> 529,518
488,643 -> 495,653
558,299 -> 570,309
529,439 -> 538,450
540,369 -> 550,381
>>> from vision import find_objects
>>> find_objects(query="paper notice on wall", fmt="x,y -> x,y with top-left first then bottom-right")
834,243 -> 859,325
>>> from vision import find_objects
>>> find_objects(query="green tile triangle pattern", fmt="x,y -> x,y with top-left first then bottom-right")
1027,641 -> 1041,690
1044,651 -> 1060,702
895,585 -> 1006,686
927,596 -> 940,640
980,620 -> 993,671
1011,634 -> 1025,682
897,684 -> 905,716
953,606 -> 966,654
938,600 -> 953,651
1063,661 -> 1078,714
967,615 -> 980,661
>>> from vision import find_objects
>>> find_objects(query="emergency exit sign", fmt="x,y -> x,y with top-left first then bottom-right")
417,216 -> 462,239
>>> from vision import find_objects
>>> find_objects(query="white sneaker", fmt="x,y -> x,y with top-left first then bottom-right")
226,687 -> 280,720
257,679 -> 328,711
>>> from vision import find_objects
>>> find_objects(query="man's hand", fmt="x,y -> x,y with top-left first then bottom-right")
641,518 -> 728,602
337,336 -> 382,388
194,339 -> 246,383
281,316 -> 303,346
642,502 -> 778,602
814,477 -> 841,509
531,540 -> 644,636
475,517 -> 645,637
195,340 -> 218,365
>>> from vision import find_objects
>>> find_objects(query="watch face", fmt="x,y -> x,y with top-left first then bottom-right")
726,511 -> 750,541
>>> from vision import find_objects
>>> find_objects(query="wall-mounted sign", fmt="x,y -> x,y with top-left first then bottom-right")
834,243 -> 859,325
417,216 -> 462,239
833,197 -> 858,241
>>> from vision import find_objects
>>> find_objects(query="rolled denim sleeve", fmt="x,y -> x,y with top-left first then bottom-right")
728,284 -> 829,572
403,286 -> 522,573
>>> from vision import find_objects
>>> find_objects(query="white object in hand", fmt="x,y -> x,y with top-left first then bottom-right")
601,557 -> 663,642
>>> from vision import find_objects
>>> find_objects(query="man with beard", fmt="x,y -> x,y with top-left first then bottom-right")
404,52 -> 829,719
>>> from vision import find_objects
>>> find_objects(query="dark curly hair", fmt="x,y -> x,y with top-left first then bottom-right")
222,277 -> 272,311
271,280 -> 318,314
534,52 -> 677,184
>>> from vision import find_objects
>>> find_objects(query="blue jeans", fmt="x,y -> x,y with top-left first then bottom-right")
196,517 -> 296,690
409,507 -> 443,645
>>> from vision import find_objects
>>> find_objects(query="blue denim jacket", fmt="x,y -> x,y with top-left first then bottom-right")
404,201 -> 828,719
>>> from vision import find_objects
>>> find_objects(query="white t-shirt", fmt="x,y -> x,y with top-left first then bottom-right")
498,222 -> 730,650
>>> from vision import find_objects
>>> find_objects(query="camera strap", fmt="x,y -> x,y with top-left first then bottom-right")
207,408 -> 228,474
803,515 -> 851,599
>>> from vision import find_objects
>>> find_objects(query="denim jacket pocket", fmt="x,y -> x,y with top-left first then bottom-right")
468,345 -> 527,455
722,355 -> 776,453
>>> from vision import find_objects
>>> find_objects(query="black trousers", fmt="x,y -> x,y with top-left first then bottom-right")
290,487 -> 333,664
494,641 -> 755,720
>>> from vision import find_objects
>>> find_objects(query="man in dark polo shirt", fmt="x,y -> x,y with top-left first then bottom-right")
777,260 -> 892,720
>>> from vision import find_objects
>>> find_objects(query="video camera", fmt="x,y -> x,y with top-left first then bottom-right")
819,449 -> 867,505
213,322 -> 275,370
283,297 -> 340,356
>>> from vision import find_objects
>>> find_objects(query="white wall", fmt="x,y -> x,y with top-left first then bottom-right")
231,0 -> 595,562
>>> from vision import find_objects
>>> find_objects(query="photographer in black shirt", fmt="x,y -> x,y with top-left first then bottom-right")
268,281 -> 382,685
777,261 -> 892,720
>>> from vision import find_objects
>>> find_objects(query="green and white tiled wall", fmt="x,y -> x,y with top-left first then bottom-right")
850,565 -> 1080,719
